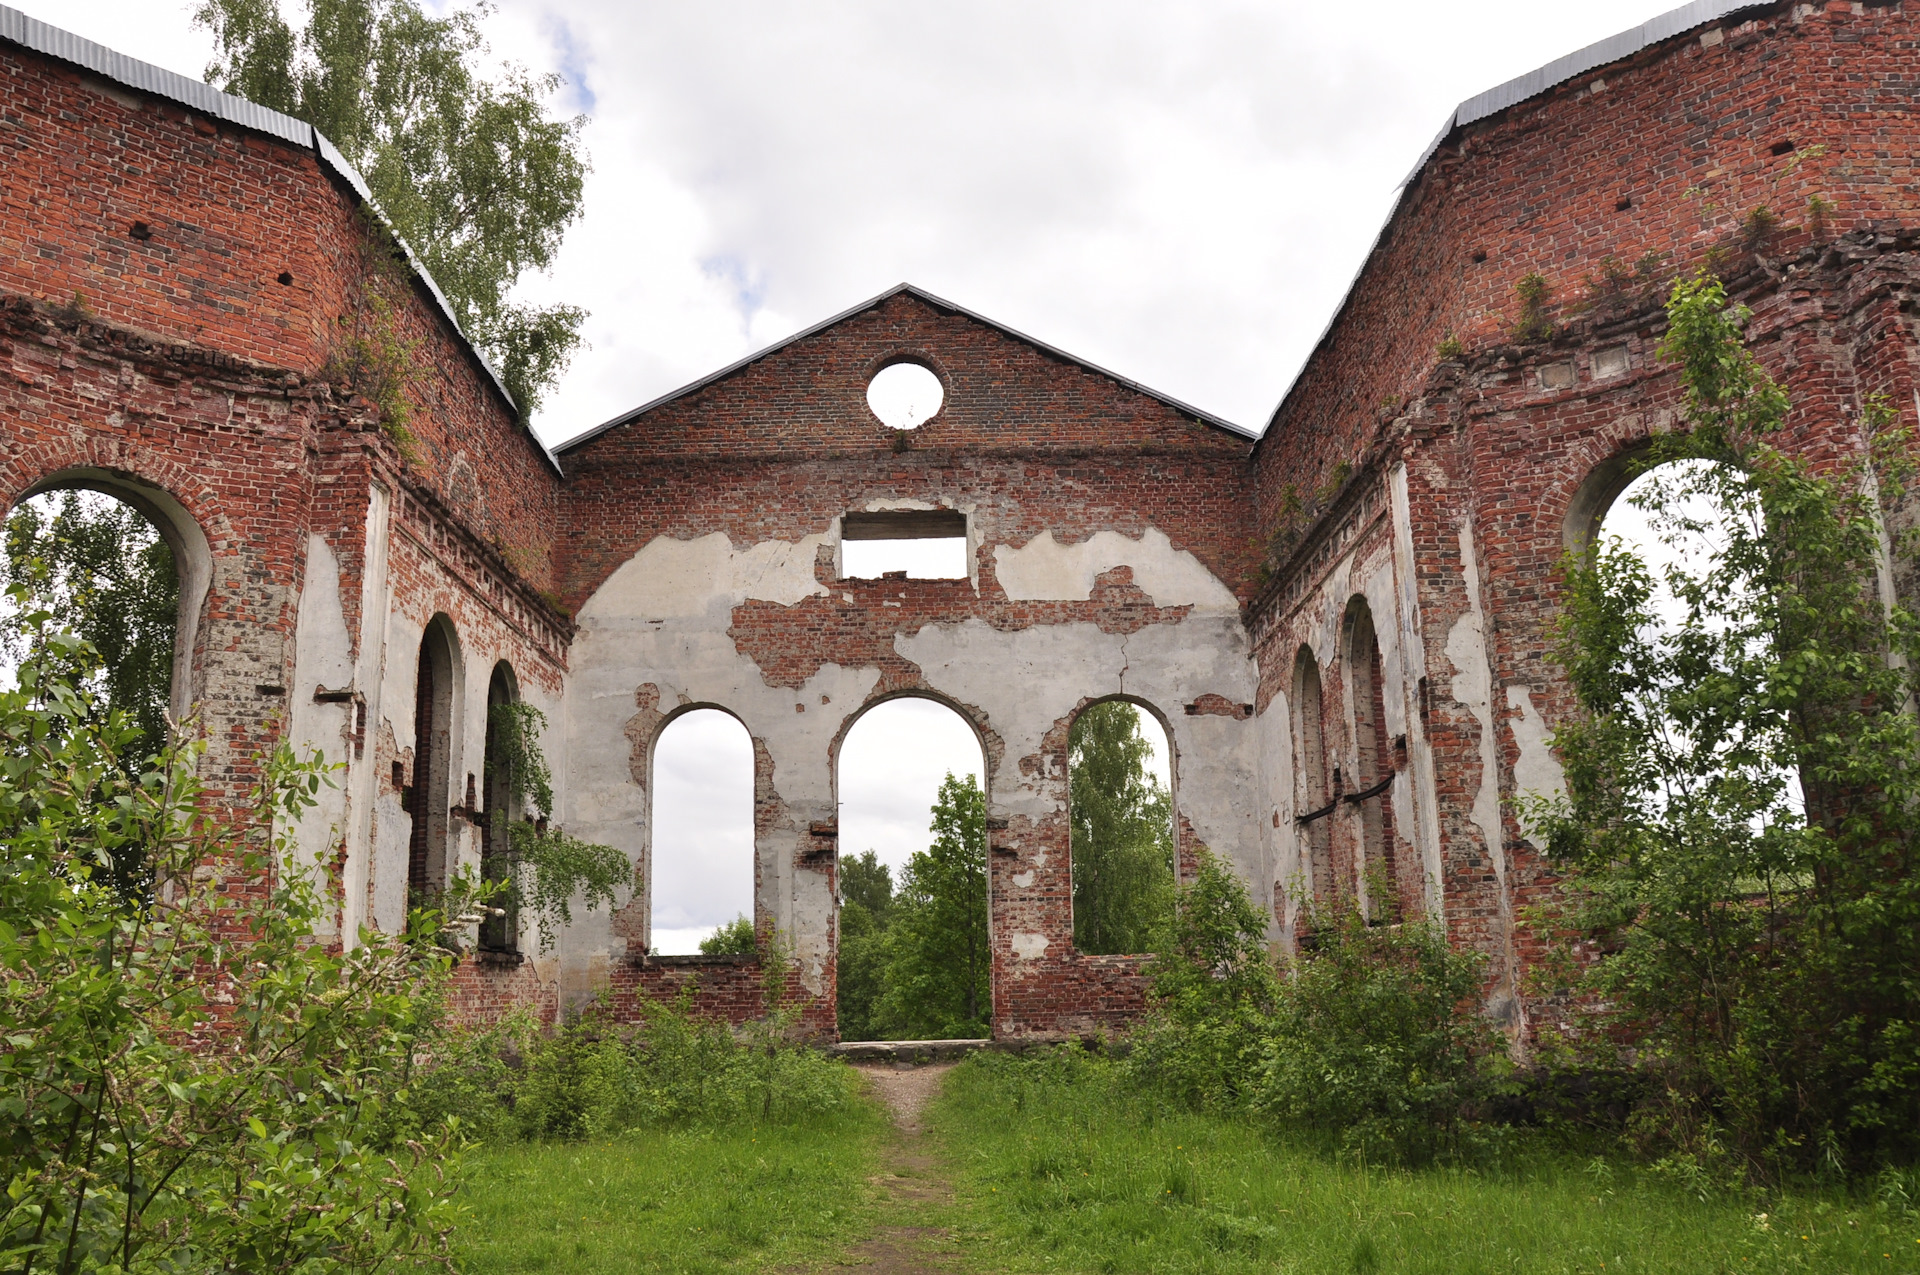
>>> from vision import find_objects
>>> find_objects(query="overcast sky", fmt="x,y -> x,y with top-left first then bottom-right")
39,0 -> 1688,948
48,0 -> 1684,439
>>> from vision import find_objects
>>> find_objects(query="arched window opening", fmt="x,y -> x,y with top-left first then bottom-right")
1292,647 -> 1334,906
650,708 -> 756,955
1069,699 -> 1175,956
1,486 -> 189,901
1344,599 -> 1397,921
407,619 -> 458,899
1595,457 -> 1803,823
1,489 -> 180,752
835,696 -> 988,1041
479,663 -> 519,954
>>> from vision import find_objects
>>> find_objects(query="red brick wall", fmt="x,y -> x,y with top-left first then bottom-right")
1246,1 -> 1920,1039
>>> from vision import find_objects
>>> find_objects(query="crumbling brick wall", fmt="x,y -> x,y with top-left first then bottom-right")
5,1 -> 1917,1047
1246,0 -> 1920,1045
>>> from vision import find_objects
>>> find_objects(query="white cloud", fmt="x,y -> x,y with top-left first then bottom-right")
44,0 -> 1676,435
39,0 -> 1678,930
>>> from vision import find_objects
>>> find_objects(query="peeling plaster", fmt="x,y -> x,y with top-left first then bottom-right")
566,525 -> 1261,1017
285,533 -> 354,933
616,531 -> 830,618
1448,522 -> 1523,1035
1011,932 -> 1050,960
992,528 -> 1238,609
1390,465 -> 1444,915
1505,685 -> 1567,846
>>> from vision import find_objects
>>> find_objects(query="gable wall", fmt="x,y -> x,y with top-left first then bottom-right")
559,291 -> 1263,1037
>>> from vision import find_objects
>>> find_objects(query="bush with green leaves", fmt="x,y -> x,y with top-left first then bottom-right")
1530,271 -> 1920,1176
405,959 -> 860,1143
484,700 -> 630,951
1127,849 -> 1277,1111
0,601 -> 463,1275
698,913 -> 757,956
1254,894 -> 1497,1165
1128,854 -> 1497,1164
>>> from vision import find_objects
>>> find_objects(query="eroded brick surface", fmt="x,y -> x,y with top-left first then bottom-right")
4,3 -> 1916,1046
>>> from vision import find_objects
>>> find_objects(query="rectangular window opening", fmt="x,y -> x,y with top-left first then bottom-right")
840,510 -> 968,579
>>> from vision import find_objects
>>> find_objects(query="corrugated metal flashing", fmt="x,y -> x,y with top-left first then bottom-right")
555,281 -> 1259,455
0,3 -> 562,475
1255,0 -> 1785,451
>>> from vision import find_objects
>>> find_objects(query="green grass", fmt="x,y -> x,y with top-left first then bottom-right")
928,1053 -> 1920,1275
454,1108 -> 888,1275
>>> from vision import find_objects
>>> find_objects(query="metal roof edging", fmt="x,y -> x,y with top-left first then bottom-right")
1256,0 -> 1784,453
553,281 -> 1257,455
0,3 -> 562,477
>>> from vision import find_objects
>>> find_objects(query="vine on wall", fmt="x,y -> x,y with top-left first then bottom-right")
487,701 -> 630,951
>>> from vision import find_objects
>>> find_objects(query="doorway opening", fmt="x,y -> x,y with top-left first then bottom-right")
835,695 -> 988,1040
408,618 -> 459,900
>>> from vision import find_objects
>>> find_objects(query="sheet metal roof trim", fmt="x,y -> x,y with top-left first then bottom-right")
554,281 -> 1258,456
1257,0 -> 1783,452
0,4 -> 559,475
0,3 -> 310,147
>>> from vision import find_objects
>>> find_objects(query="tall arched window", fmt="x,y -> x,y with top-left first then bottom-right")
408,618 -> 458,898
1344,598 -> 1396,921
1292,646 -> 1333,905
836,695 -> 988,1041
1068,699 -> 1175,956
479,662 -> 518,953
1,483 -> 201,901
650,708 -> 756,955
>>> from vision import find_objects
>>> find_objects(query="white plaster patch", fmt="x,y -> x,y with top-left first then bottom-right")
601,531 -> 829,619
1505,684 -> 1567,845
1446,606 -> 1504,871
1011,870 -> 1035,888
992,527 -> 1237,610
1011,932 -> 1050,960
284,534 -> 354,922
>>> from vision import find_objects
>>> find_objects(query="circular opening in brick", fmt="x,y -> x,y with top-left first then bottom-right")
867,362 -> 943,430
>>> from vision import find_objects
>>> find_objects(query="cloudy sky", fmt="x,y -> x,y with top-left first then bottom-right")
41,0 -> 1687,947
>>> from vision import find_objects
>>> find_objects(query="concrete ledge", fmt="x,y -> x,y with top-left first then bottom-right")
828,1038 -> 992,1064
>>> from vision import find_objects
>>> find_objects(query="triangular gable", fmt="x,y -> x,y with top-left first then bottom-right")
554,283 -> 1256,457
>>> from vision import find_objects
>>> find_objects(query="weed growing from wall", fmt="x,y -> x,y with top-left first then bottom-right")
1513,272 -> 1554,342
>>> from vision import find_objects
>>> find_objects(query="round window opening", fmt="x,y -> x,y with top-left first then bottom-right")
867,362 -> 944,430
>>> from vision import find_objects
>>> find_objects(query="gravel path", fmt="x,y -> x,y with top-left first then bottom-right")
826,1063 -> 962,1274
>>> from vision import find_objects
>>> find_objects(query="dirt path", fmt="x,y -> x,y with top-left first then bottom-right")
833,1063 -> 963,1273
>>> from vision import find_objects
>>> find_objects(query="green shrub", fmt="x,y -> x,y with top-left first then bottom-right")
406,985 -> 862,1143
699,913 -> 757,955
1127,850 -> 1277,1110
1254,894 -> 1498,1164
1530,271 -> 1920,1176
0,597 -> 462,1274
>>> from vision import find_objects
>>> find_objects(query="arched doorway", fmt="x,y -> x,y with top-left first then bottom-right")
650,707 -> 756,955
1067,698 -> 1175,956
835,695 -> 988,1041
479,662 -> 520,954
1292,646 -> 1334,907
